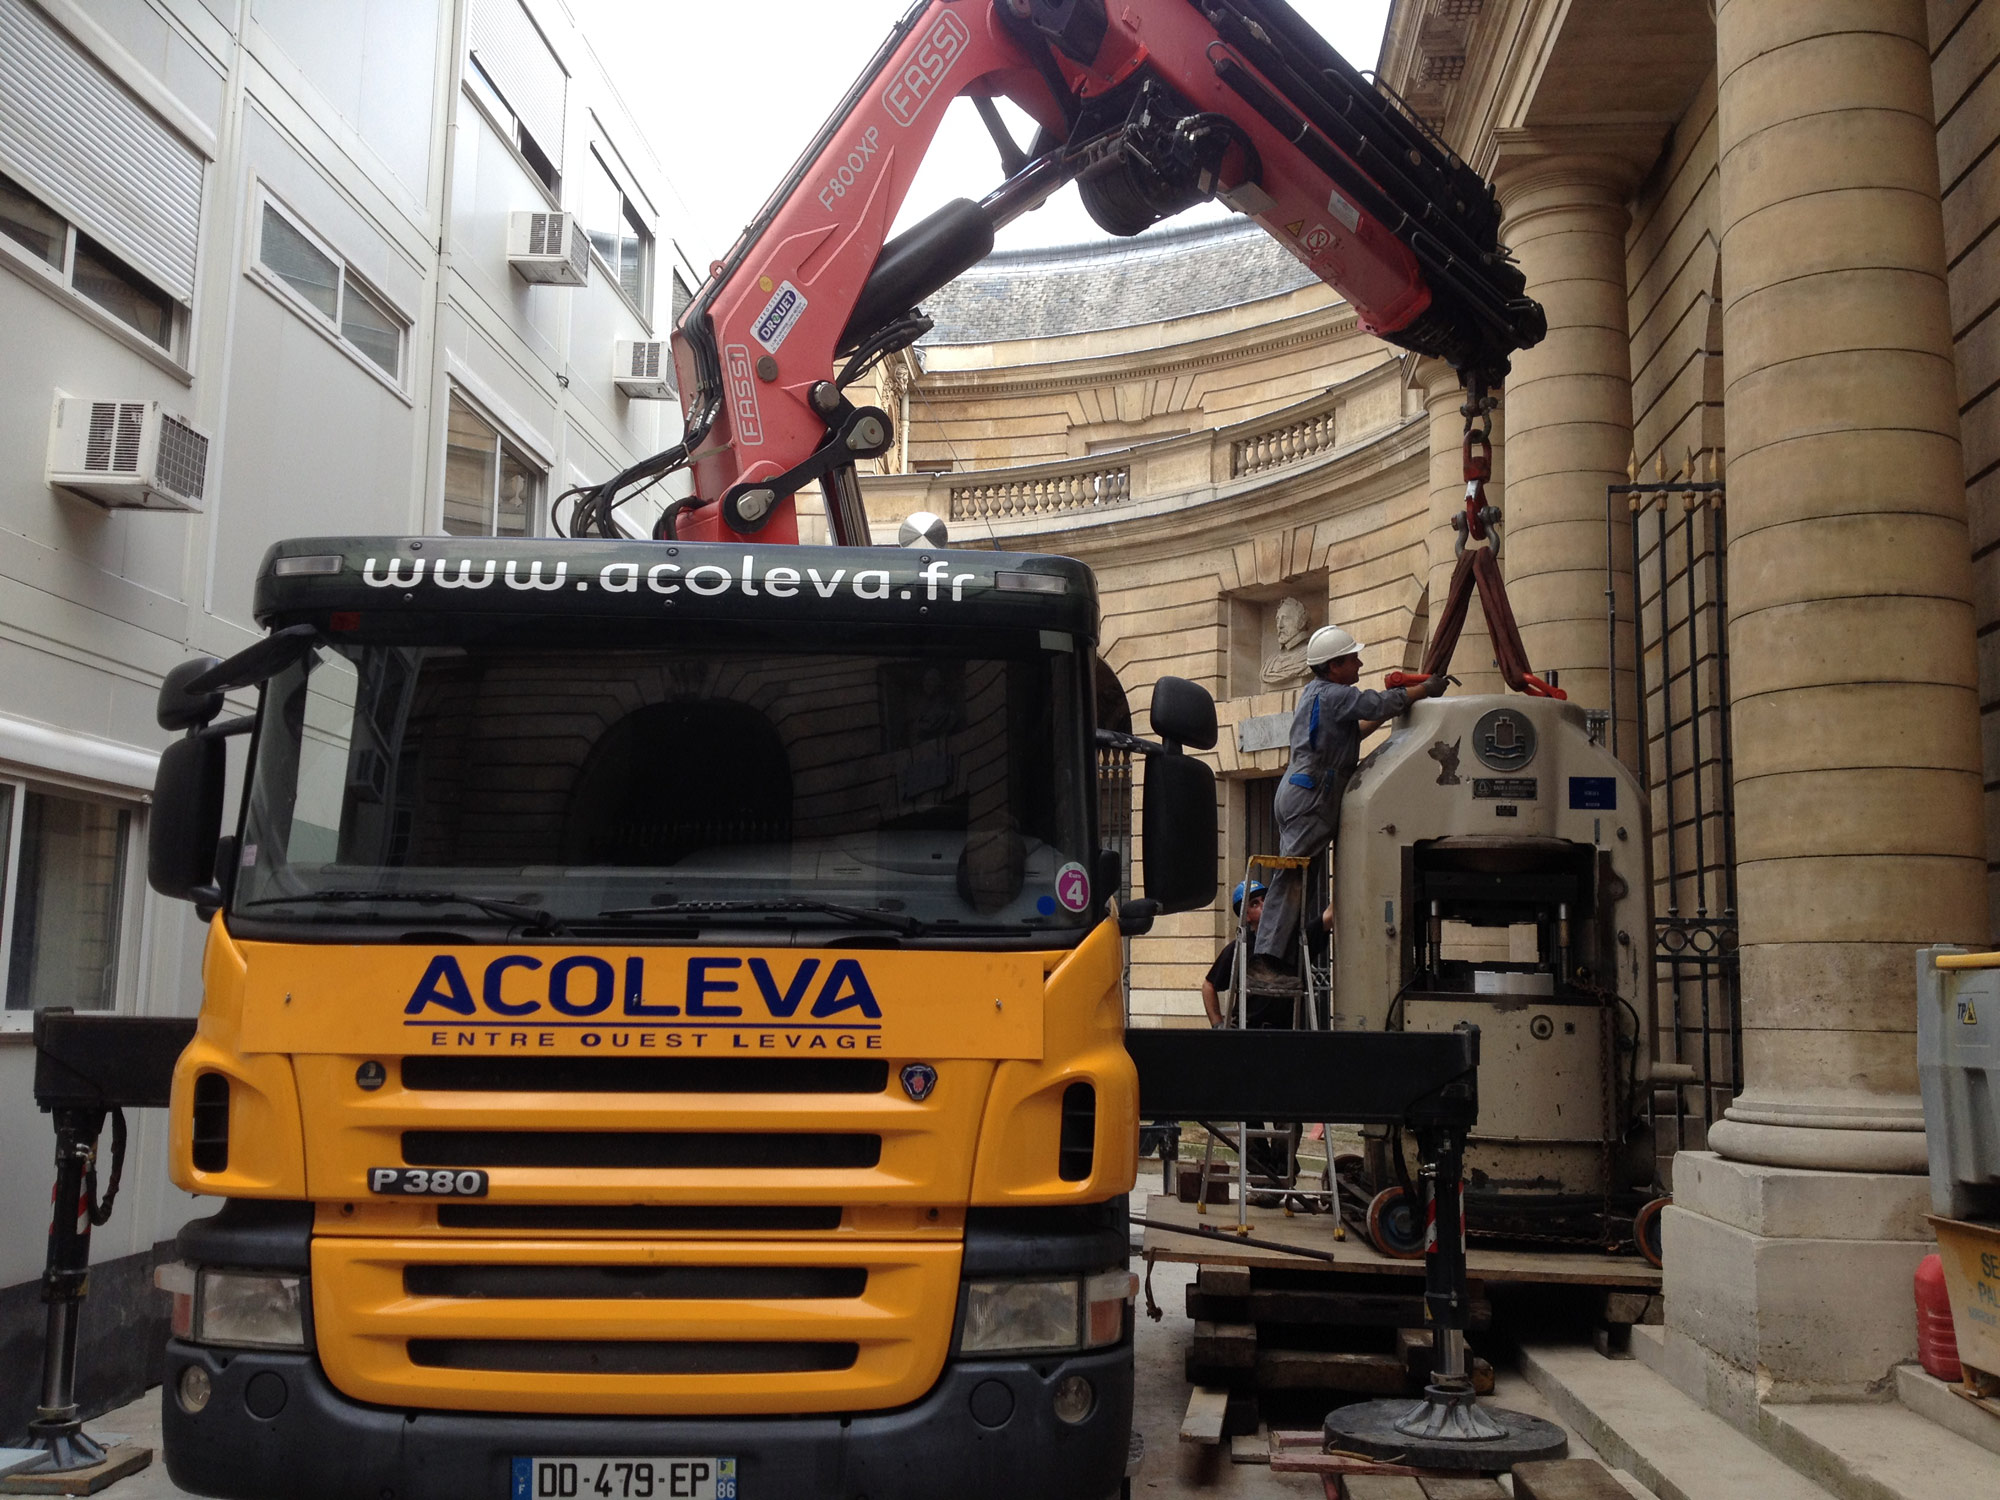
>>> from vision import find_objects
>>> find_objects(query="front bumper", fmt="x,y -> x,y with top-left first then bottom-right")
162,1340 -> 1132,1500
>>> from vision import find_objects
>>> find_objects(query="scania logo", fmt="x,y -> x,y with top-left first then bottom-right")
900,1062 -> 938,1102
403,954 -> 882,1021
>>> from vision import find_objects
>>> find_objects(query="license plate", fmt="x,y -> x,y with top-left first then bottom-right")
368,1167 -> 488,1196
513,1458 -> 735,1500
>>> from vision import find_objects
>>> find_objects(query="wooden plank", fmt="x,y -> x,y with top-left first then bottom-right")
1419,1480 -> 1509,1499
1230,1430 -> 1270,1465
1271,1453 -> 1433,1477
1241,1288 -> 1491,1328
1139,1193 -> 1663,1287
1397,1326 -> 1430,1377
1511,1459 -> 1636,1500
1394,1328 -> 1496,1393
0,1445 -> 152,1496
1601,1291 -> 1653,1324
1342,1478 -> 1429,1499
1191,1320 -> 1258,1371
1256,1349 -> 1406,1392
1179,1385 -> 1229,1445
1200,1263 -> 1253,1297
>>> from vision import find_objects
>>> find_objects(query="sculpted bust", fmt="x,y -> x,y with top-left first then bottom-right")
1260,596 -> 1313,687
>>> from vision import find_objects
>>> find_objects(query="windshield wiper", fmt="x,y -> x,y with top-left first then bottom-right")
596,899 -> 922,935
241,889 -> 567,934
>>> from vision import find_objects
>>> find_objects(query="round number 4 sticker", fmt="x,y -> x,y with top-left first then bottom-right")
1055,861 -> 1091,912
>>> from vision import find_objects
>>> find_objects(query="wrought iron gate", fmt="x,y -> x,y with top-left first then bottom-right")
1609,460 -> 1742,1155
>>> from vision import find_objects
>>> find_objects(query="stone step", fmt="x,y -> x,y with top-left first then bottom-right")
1515,1341 -> 1841,1500
1757,1389 -> 2000,1500
1629,1326 -> 2000,1500
1891,1363 -> 2000,1460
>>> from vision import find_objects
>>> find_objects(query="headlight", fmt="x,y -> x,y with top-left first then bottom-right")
962,1278 -> 1080,1354
958,1269 -> 1136,1356
195,1270 -> 307,1349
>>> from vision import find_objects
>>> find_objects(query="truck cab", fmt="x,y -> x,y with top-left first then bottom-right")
149,536 -> 1216,1500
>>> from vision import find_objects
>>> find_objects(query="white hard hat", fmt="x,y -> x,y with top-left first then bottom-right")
1305,625 -> 1362,666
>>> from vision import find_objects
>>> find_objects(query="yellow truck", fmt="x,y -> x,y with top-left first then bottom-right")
147,535 -> 1219,1500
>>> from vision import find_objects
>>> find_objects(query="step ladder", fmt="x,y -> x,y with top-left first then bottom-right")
1196,851 -> 1344,1237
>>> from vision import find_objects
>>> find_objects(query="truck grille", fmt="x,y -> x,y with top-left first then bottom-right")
403,1263 -> 867,1299
313,1236 -> 960,1415
401,1056 -> 888,1093
408,1339 -> 858,1375
296,1052 -> 998,1413
402,1131 -> 882,1170
435,1204 -> 844,1233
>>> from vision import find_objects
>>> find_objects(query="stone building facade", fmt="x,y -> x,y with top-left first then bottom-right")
860,220 -> 1436,1027
860,0 -> 2000,1459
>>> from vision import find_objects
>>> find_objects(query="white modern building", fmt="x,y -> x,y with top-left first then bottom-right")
0,0 -> 690,1434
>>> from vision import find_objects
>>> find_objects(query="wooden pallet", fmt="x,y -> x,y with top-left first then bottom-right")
1184,1264 -> 1494,1398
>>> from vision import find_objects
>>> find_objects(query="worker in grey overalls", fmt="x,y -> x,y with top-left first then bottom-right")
1249,626 -> 1444,989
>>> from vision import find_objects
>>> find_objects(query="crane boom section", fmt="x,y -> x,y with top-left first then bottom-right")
665,0 -> 1542,545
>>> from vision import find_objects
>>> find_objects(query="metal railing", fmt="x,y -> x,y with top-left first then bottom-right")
1608,463 -> 1741,1159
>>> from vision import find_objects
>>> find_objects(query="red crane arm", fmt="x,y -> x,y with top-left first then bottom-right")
579,1 -> 1543,546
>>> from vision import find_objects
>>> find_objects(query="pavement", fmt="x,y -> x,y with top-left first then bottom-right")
1126,1257 -> 1657,1500
75,1252 -> 1659,1500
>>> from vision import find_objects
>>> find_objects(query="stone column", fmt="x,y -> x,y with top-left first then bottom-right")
1659,0 -> 1988,1410
1414,357 -> 1505,696
1491,138 -> 1643,764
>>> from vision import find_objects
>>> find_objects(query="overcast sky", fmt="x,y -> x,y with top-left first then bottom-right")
571,0 -> 1395,276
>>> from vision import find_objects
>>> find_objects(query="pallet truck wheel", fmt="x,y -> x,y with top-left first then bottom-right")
1634,1195 -> 1669,1269
1332,1151 -> 1367,1182
1365,1185 -> 1424,1259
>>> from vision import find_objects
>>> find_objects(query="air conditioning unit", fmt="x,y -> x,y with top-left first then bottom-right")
614,339 -> 675,399
46,397 -> 210,512
507,211 -> 590,286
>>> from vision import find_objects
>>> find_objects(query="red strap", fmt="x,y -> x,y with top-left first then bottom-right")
1419,536 -> 1567,700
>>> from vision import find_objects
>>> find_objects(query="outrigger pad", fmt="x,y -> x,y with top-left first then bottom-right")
1324,1396 -> 1568,1472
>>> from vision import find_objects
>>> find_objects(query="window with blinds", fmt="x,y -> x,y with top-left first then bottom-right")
467,0 -> 567,192
0,0 -> 203,308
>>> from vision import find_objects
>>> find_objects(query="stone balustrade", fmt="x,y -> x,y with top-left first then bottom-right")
949,463 -> 1131,522
1230,392 -> 1342,476
867,364 -> 1409,535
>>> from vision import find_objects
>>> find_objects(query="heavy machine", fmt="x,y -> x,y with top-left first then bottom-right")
1333,696 -> 1660,1256
141,4 -> 1552,1497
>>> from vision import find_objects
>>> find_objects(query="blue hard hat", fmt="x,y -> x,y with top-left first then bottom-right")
1232,879 -> 1266,912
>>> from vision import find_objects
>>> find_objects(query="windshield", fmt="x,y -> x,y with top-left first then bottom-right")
231,632 -> 1095,941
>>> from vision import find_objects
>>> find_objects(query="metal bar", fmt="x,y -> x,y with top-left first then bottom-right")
1128,1214 -> 1341,1263
1126,1028 -> 1479,1125
1656,501 -> 1681,922
1708,495 -> 1743,1099
1683,501 -> 1710,920
1606,484 -> 1621,760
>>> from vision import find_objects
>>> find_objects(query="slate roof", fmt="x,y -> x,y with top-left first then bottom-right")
917,217 -> 1322,346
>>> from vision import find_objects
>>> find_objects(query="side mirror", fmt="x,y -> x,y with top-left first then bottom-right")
1095,847 -> 1122,903
1148,676 -> 1216,751
1141,751 -> 1217,914
158,656 -> 223,732
149,734 -> 227,902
